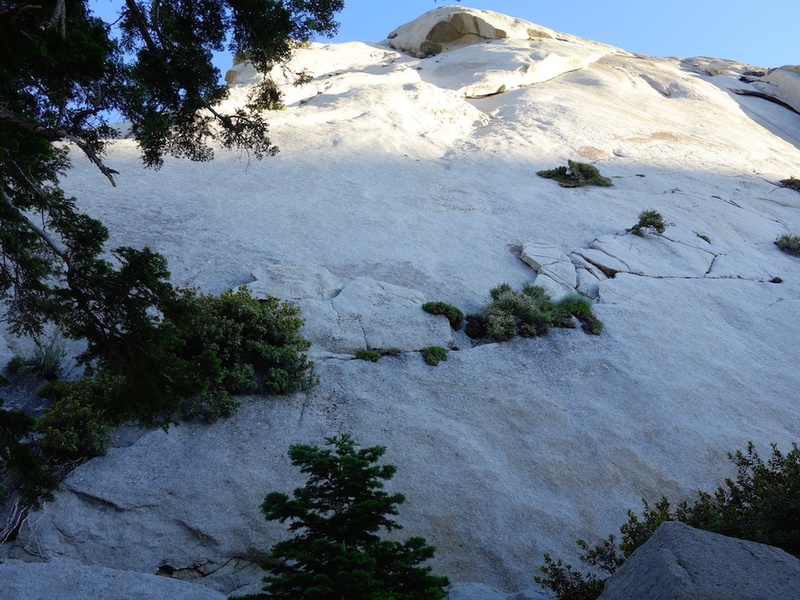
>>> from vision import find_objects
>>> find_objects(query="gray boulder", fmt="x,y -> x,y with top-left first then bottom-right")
598,521 -> 800,600
0,561 -> 226,600
446,582 -> 550,600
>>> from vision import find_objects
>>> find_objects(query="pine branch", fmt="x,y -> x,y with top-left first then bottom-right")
0,184 -> 70,264
0,107 -> 118,186
40,0 -> 65,33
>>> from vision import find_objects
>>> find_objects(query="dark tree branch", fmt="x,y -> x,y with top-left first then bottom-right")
0,185 -> 69,264
40,0 -> 65,34
1,107 -> 118,186
64,134 -> 118,186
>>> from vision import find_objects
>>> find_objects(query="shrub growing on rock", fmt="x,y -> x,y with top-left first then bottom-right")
6,335 -> 67,382
779,177 -> 800,191
775,234 -> 800,256
422,346 -> 448,366
628,210 -> 667,236
0,401 -> 55,510
537,161 -> 613,188
557,294 -> 603,336
74,287 -> 315,425
536,442 -> 800,600
355,349 -> 382,362
422,302 -> 464,330
470,284 -> 602,342
257,434 -> 449,600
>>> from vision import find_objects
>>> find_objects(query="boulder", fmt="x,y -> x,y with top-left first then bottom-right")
520,242 -> 578,300
743,66 -> 800,114
244,262 -> 343,300
446,583 -> 550,600
447,583 -> 507,600
386,7 -> 555,57
598,522 -> 800,600
0,561 -> 227,600
296,276 -> 454,354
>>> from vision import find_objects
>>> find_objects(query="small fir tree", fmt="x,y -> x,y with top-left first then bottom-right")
259,434 -> 449,600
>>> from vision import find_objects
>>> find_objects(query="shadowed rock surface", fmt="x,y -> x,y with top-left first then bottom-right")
598,522 -> 800,600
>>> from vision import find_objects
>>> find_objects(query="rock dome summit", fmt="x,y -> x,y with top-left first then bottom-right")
2,5 -> 800,599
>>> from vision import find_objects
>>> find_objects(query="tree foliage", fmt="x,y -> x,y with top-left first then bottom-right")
1,0 -> 340,511
0,1 -> 343,401
1,0 -> 343,335
536,442 -> 800,600
258,434 -> 450,600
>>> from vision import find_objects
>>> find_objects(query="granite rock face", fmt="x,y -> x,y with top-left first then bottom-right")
0,561 -> 227,600
598,522 -> 800,600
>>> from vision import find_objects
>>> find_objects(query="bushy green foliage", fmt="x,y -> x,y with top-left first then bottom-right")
36,387 -> 112,461
1,0 -> 340,510
628,210 -> 667,236
537,161 -> 613,188
556,294 -> 604,335
421,346 -> 448,366
470,284 -> 602,342
258,435 -> 450,600
536,442 -> 800,600
775,234 -> 800,256
0,401 -> 55,510
780,177 -> 800,191
63,286 -> 314,425
355,350 -> 382,362
6,335 -> 66,382
422,302 -> 464,330
485,284 -> 554,340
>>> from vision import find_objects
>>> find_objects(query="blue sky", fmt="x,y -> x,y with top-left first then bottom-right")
88,1 -> 795,71
332,1 -> 795,68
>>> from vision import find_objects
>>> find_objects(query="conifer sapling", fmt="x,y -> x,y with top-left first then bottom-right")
259,434 -> 449,600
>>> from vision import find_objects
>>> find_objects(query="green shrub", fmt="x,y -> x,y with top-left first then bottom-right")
6,335 -> 66,382
0,401 -> 55,510
467,286 -> 603,342
536,442 -> 800,599
484,284 -> 554,340
355,349 -> 382,362
628,210 -> 667,236
464,314 -> 489,339
556,294 -> 604,335
696,233 -> 711,244
537,161 -> 613,188
780,177 -> 800,191
35,373 -> 122,460
259,435 -> 449,600
775,234 -> 800,256
422,302 -> 464,330
422,346 -> 448,366
77,287 -> 315,425
37,400 -> 110,462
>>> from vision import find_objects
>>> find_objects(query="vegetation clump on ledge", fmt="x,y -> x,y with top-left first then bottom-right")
628,210 -> 667,236
422,302 -> 464,330
422,346 -> 448,366
355,349 -> 382,362
466,284 -> 603,342
775,234 -> 800,256
779,177 -> 800,191
537,160 -> 613,188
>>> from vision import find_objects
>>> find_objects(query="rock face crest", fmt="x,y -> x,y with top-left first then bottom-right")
386,6 -> 555,57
